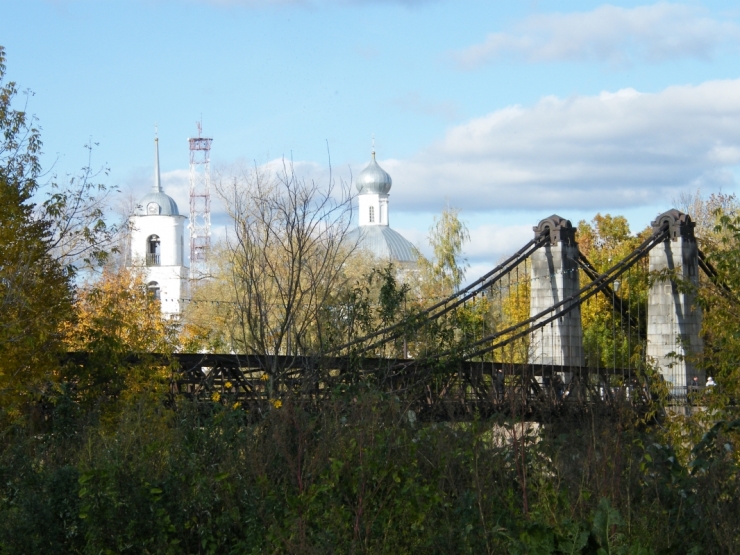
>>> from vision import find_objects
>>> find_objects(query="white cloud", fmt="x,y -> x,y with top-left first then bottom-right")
160,169 -> 191,216
454,3 -> 740,69
133,79 -> 740,270
381,79 -> 740,213
465,223 -> 533,260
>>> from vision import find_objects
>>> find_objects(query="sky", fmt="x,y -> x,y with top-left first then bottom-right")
3,0 -> 740,281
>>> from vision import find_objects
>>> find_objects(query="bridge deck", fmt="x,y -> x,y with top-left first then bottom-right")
64,353 -> 669,421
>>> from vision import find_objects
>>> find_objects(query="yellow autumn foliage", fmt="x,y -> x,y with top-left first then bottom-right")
491,264 -> 531,364
62,267 -> 178,405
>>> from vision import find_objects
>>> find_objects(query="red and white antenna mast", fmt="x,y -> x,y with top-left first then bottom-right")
188,121 -> 213,282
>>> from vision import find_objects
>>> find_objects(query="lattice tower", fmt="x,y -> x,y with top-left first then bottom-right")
188,122 -> 213,282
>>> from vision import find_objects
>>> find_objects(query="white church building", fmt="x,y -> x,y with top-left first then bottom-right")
128,137 -> 189,316
346,147 -> 417,266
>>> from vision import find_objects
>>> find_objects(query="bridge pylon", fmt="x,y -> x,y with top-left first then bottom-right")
648,210 -> 703,395
530,215 -> 584,383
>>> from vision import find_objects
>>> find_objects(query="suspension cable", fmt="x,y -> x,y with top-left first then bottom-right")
577,252 -> 639,329
398,227 -> 669,367
327,235 -> 548,355
697,248 -> 739,304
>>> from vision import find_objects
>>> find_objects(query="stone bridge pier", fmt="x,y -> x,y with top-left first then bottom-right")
648,210 -> 703,394
529,215 -> 584,382
527,210 -> 704,394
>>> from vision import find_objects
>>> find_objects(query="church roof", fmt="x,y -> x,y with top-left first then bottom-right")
135,136 -> 180,216
347,225 -> 418,264
135,191 -> 180,216
356,152 -> 392,195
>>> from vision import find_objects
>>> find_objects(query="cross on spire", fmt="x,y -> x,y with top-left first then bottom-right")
153,126 -> 163,193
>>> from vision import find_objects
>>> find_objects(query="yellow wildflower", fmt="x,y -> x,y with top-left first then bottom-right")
224,381 -> 233,389
260,373 -> 269,381
272,399 -> 282,409
211,392 -> 221,402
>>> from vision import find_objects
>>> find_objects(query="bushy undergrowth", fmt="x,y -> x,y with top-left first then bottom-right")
0,392 -> 738,555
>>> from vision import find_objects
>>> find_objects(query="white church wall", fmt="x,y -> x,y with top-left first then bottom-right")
358,193 -> 389,226
129,213 -> 188,316
130,215 -> 186,267
379,196 -> 389,225
144,265 -> 189,316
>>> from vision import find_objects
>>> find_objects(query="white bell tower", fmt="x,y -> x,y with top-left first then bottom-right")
356,143 -> 392,227
128,134 -> 189,316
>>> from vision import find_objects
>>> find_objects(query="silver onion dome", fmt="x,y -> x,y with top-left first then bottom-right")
356,152 -> 392,195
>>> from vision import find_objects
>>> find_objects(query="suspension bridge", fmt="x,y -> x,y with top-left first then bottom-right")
126,209 -> 720,420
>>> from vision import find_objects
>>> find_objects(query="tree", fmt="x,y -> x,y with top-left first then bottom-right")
62,267 -> 178,407
405,204 -> 478,358
693,209 -> 740,418
577,214 -> 652,372
179,242 -> 240,353
42,141 -> 119,274
674,189 -> 739,252
417,203 -> 470,299
213,160 -> 355,375
0,47 -> 126,414
489,261 -> 530,364
0,47 -> 73,413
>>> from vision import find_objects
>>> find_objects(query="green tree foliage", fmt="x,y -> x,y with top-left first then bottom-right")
577,215 -> 652,374
406,204 -> 485,359
1,394 -> 739,554
0,47 -> 73,413
695,210 -> 740,416
0,47 -> 123,416
674,189 -> 739,252
417,203 -> 470,298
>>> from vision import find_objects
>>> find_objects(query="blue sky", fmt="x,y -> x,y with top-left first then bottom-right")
3,0 -> 740,277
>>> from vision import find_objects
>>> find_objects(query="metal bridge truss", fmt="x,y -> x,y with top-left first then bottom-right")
182,216 -> 708,420
166,353 -> 653,422
69,213 -> 729,420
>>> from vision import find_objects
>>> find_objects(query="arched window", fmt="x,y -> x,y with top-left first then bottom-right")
147,235 -> 161,266
147,281 -> 161,301
369,206 -> 375,223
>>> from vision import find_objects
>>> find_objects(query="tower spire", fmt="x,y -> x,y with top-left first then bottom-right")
153,126 -> 163,193
372,134 -> 376,160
